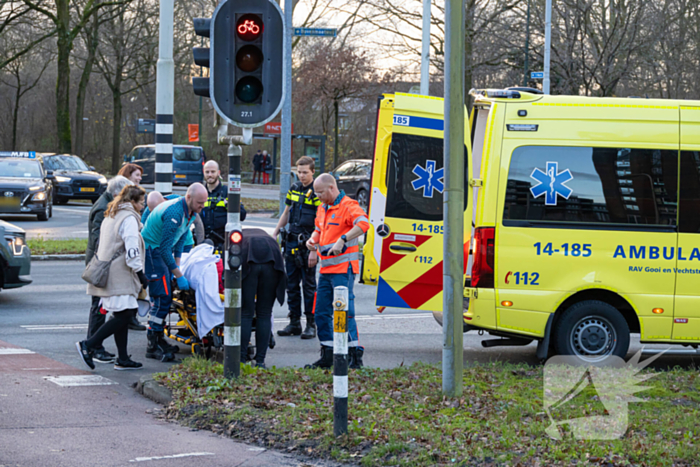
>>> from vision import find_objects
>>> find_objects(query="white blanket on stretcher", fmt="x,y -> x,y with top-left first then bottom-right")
180,244 -> 224,337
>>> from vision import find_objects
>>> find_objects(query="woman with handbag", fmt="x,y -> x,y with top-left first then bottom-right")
76,185 -> 149,370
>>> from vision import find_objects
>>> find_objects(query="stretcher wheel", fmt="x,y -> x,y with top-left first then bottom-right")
192,344 -> 205,356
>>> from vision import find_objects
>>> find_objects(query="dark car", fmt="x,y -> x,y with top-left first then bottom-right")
41,154 -> 107,204
332,159 -> 371,211
0,152 -> 53,221
0,219 -> 32,290
125,145 -> 206,186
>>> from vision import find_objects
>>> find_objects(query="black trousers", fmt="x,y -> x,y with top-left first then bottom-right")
241,262 -> 277,364
87,295 -> 106,352
284,245 -> 317,320
85,308 -> 136,361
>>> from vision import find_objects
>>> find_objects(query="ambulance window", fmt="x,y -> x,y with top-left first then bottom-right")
679,151 -> 700,233
503,146 -> 678,228
385,133 -> 468,222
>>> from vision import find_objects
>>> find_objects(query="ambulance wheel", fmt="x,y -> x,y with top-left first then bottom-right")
553,300 -> 629,362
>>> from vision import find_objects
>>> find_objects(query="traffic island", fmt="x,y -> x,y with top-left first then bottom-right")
154,356 -> 700,466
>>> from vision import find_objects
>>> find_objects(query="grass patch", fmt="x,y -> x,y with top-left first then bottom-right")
156,358 -> 700,466
27,236 -> 88,255
242,197 -> 278,213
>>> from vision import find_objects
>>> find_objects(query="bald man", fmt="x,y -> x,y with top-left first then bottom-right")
202,160 -> 245,246
141,183 -> 208,362
304,173 -> 370,369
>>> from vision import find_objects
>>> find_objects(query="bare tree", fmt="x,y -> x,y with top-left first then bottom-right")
1,49 -> 51,150
20,0 -> 123,153
94,0 -> 157,173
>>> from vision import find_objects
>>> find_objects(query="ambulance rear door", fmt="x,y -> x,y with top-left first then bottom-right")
375,93 -> 472,311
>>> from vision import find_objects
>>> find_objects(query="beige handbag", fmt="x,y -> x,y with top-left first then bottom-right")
81,247 -> 125,288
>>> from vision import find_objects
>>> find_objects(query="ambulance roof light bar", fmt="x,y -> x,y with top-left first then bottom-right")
469,88 -> 542,99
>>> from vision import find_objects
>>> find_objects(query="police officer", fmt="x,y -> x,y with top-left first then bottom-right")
305,173 -> 369,369
202,160 -> 246,248
273,156 -> 321,339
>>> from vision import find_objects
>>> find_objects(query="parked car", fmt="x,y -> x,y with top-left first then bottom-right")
42,154 -> 107,204
331,159 -> 371,211
0,152 -> 53,221
0,219 -> 32,290
125,145 -> 206,185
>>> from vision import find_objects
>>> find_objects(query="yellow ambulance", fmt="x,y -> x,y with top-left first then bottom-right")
362,89 -> 700,362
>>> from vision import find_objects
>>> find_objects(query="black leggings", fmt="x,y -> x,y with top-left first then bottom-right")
85,308 -> 136,361
241,262 -> 277,364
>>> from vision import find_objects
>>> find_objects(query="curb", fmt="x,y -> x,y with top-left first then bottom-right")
32,254 -> 85,261
136,376 -> 173,405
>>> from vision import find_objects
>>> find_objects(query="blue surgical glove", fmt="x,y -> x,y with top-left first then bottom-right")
176,275 -> 190,291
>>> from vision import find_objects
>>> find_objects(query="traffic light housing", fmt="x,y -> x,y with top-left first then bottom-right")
208,0 -> 284,128
228,230 -> 243,270
192,18 -> 211,98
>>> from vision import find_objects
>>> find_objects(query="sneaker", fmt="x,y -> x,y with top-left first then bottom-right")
255,362 -> 267,369
93,350 -> 115,364
114,356 -> 143,370
75,341 -> 95,370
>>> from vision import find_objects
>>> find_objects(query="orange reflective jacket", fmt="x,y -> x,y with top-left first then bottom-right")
314,195 -> 369,274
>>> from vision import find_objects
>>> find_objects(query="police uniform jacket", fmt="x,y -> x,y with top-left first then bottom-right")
286,181 -> 321,236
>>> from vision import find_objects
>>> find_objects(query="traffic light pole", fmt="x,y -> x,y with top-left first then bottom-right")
220,126 -> 252,379
442,0 -> 464,398
279,0 -> 292,215
155,0 -> 174,195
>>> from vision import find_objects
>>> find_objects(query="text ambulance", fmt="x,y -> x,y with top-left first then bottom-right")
362,89 -> 700,362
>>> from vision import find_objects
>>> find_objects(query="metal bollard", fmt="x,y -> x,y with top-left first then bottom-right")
333,286 -> 349,437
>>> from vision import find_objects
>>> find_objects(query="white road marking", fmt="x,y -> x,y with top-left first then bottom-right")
0,348 -> 35,355
22,324 -> 88,330
20,314 -> 432,332
44,375 -> 117,387
53,207 -> 90,215
129,452 -> 215,462
22,367 -> 54,371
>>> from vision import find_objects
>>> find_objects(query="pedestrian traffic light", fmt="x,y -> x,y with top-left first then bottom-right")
228,230 -> 243,270
192,18 -> 211,98
208,0 -> 285,128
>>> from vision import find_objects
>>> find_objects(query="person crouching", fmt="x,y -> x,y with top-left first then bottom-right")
76,185 -> 148,370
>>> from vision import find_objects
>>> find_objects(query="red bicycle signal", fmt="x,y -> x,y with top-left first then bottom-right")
236,14 -> 263,41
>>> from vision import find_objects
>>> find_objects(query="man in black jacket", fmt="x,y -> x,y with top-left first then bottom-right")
252,150 -> 263,184
85,175 -> 140,363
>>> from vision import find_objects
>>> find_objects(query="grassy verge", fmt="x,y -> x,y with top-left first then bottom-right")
156,358 -> 700,466
27,236 -> 88,255
242,197 -> 278,213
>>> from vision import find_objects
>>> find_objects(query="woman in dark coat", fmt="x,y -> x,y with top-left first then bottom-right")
240,228 -> 287,368
252,150 -> 263,184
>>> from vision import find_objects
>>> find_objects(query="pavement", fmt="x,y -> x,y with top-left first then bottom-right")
2,252 -> 700,464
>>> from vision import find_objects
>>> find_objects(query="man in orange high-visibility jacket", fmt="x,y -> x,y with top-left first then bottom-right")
305,173 -> 369,369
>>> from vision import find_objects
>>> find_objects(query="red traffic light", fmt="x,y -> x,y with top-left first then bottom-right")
230,231 -> 243,244
236,14 -> 263,41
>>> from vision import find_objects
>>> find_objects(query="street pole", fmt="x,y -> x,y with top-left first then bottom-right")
333,286 -> 349,437
420,0 -> 431,95
442,0 -> 464,398
523,0 -> 530,87
224,140 -> 242,379
543,0 -> 552,94
155,0 -> 174,195
280,0 -> 293,216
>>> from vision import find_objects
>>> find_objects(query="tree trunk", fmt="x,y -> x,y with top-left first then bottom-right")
12,82 -> 20,151
111,85 -> 123,175
75,12 -> 100,157
56,0 -> 73,153
333,99 -> 339,168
